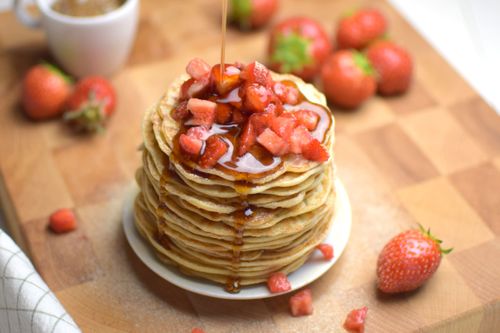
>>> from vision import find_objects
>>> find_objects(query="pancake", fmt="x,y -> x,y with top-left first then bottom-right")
134,63 -> 336,292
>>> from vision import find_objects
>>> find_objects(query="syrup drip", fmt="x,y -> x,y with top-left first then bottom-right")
220,0 -> 228,79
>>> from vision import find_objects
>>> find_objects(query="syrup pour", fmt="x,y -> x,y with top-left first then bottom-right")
220,0 -> 228,79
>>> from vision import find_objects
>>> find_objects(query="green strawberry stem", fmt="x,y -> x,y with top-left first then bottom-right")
352,51 -> 375,76
271,32 -> 312,73
63,91 -> 106,133
230,0 -> 252,29
418,224 -> 453,255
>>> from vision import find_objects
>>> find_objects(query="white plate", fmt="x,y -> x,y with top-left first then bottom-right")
123,178 -> 352,300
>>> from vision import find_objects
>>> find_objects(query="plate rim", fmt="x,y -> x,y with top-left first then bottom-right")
122,178 -> 352,300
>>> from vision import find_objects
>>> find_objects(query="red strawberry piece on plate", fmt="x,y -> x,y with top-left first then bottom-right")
289,288 -> 313,317
316,243 -> 334,260
49,208 -> 77,234
273,82 -> 300,105
257,128 -> 289,156
186,58 -> 211,80
294,110 -> 319,131
244,83 -> 272,113
200,135 -> 228,168
241,61 -> 272,87
271,115 -> 297,138
267,272 -> 291,293
211,64 -> 242,95
377,226 -> 452,294
336,8 -> 387,50
302,138 -> 329,162
186,98 -> 216,127
179,134 -> 203,156
238,121 -> 257,156
343,306 -> 368,333
172,101 -> 189,121
289,125 -> 313,154
215,103 -> 233,124
250,112 -> 275,135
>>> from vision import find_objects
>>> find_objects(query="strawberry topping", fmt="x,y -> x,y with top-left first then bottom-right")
200,135 -> 228,168
179,134 -> 203,156
241,61 -> 272,87
238,121 -> 256,156
289,289 -> 313,317
294,110 -> 319,131
186,58 -> 211,80
267,272 -> 291,293
289,125 -> 313,154
186,98 -> 216,127
171,100 -> 189,121
271,116 -> 297,138
215,103 -> 233,124
244,84 -> 272,113
302,138 -> 329,162
257,128 -> 289,156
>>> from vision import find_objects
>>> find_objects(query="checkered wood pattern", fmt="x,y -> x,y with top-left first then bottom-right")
1,0 -> 499,332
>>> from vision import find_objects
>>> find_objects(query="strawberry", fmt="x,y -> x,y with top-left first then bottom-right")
294,110 -> 319,130
211,64 -> 242,95
336,8 -> 387,50
243,84 -> 272,113
172,101 -> 190,121
22,63 -> 72,120
232,109 -> 245,124
179,134 -> 203,156
230,0 -> 279,30
49,208 -> 77,234
257,128 -> 289,156
186,58 -> 211,80
185,98 -> 216,127
186,126 -> 209,140
316,243 -> 334,260
289,288 -> 313,317
377,226 -> 452,294
271,116 -> 297,138
302,138 -> 329,162
191,328 -> 206,333
267,272 -> 291,293
200,135 -> 228,168
180,77 -> 210,100
366,40 -> 413,95
240,61 -> 272,87
250,112 -> 275,135
343,306 -> 368,333
215,103 -> 233,124
268,17 -> 332,81
320,50 -> 376,109
272,82 -> 300,105
64,76 -> 116,132
289,125 -> 313,154
238,121 -> 257,156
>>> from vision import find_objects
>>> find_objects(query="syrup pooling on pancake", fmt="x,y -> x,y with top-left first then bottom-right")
134,59 -> 336,292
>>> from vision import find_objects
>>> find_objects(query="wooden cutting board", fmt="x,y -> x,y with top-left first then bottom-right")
1,0 -> 500,332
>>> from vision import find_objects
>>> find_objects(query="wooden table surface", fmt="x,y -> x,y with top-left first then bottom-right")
1,0 -> 500,332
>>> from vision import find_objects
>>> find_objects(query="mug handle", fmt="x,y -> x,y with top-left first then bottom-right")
14,0 -> 42,28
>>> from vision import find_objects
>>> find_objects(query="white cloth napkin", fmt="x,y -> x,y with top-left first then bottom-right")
0,229 -> 81,333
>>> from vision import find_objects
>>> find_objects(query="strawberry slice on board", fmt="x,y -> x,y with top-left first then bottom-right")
186,58 -> 211,80
200,135 -> 228,168
257,128 -> 289,156
289,288 -> 313,317
294,110 -> 319,131
185,98 -> 216,127
343,306 -> 368,333
49,208 -> 77,234
267,272 -> 291,293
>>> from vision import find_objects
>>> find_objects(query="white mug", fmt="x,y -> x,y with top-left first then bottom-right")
14,0 -> 139,77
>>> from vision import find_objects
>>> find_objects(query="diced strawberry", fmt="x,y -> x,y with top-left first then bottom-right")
186,126 -> 209,140
264,100 -> 284,116
232,109 -> 245,124
180,78 -> 195,100
211,64 -> 242,95
200,135 -> 228,168
215,103 -> 233,124
179,134 -> 203,156
271,116 -> 297,138
250,112 -> 275,135
343,307 -> 368,333
181,77 -> 210,100
191,328 -> 206,333
317,243 -> 334,260
244,83 -> 272,113
186,58 -> 211,80
241,61 -> 272,87
238,121 -> 256,156
49,208 -> 77,233
273,82 -> 300,105
289,125 -> 313,154
289,289 -> 313,317
257,128 -> 289,156
302,138 -> 329,162
171,101 -> 189,121
186,98 -> 216,127
267,272 -> 291,293
294,110 -> 319,131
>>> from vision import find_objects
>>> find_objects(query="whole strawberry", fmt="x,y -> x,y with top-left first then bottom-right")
366,40 -> 413,95
22,63 -> 72,120
230,0 -> 279,30
377,226 -> 452,294
320,50 -> 376,109
64,76 -> 116,132
336,8 -> 387,50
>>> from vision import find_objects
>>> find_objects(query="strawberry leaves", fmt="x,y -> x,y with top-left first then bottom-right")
271,33 -> 313,74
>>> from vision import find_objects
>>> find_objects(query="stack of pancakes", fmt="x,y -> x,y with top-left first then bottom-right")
134,73 -> 336,290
